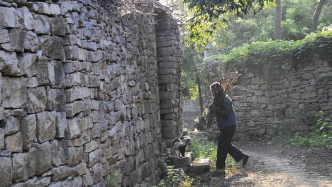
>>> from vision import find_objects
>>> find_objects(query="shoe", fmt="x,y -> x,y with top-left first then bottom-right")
242,155 -> 249,167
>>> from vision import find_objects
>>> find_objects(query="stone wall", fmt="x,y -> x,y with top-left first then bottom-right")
182,98 -> 200,129
0,0 -> 182,186
203,58 -> 332,141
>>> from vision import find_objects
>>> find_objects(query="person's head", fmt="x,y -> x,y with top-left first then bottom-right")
210,82 -> 225,96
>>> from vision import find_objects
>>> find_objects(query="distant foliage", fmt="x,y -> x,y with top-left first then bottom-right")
207,27 -> 332,73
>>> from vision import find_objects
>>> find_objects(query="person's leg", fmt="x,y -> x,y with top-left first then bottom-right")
227,128 -> 249,166
216,127 -> 234,169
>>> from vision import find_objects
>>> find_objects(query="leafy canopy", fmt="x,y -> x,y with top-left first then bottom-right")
183,0 -> 275,49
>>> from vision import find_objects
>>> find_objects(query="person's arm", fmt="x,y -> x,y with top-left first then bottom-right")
215,101 -> 231,117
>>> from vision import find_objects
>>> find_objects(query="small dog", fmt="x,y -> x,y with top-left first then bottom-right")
172,137 -> 187,158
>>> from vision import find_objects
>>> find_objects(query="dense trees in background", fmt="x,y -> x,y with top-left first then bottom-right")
164,0 -> 332,101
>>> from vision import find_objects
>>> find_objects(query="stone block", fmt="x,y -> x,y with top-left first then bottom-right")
33,14 -> 50,34
64,45 -> 86,61
60,1 -> 82,15
6,131 -> 23,152
65,100 -> 85,117
49,176 -> 82,187
35,2 -> 61,15
17,53 -> 37,77
27,87 -> 47,113
90,163 -> 103,184
39,36 -> 65,61
0,7 -> 16,28
68,146 -> 83,166
51,165 -> 73,182
46,88 -> 66,111
51,139 -> 70,167
50,17 -> 67,36
8,29 -> 26,51
20,114 -> 36,150
88,148 -> 101,167
0,129 -> 3,150
24,31 -> 38,52
0,29 -> 9,44
84,139 -> 99,153
4,116 -> 21,135
0,50 -> 20,76
36,111 -> 56,143
12,153 -> 30,182
65,116 -> 82,139
55,112 -> 67,138
65,86 -> 83,102
33,141 -> 52,176
17,7 -> 34,30
0,157 -> 12,186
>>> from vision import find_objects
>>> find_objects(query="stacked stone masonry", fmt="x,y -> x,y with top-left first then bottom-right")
203,58 -> 332,141
0,0 -> 182,186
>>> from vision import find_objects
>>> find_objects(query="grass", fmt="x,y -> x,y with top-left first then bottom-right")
189,133 -> 238,172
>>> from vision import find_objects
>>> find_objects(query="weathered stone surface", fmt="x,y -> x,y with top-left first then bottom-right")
34,141 -> 52,176
27,87 -> 47,113
51,139 -> 70,167
24,31 -> 39,52
0,50 -> 20,76
35,2 -> 61,15
20,114 -> 36,150
6,131 -> 23,152
17,53 -> 37,77
3,115 -> 20,135
8,29 -> 26,52
36,111 -> 56,143
12,153 -> 30,182
55,112 -> 67,138
0,7 -> 16,28
65,100 -> 85,117
0,157 -> 12,186
50,17 -> 66,36
39,36 -> 65,60
0,128 -> 4,150
0,29 -> 10,44
49,176 -> 82,187
65,116 -> 82,139
33,14 -> 50,34
68,146 -> 83,166
46,88 -> 66,111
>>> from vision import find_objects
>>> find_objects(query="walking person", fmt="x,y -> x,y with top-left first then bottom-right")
209,82 -> 249,170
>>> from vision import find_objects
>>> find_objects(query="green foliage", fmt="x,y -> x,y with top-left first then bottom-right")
183,0 -> 275,49
106,172 -> 119,187
190,134 -> 237,170
273,111 -> 332,150
154,166 -> 192,187
208,27 -> 332,73
208,0 -> 332,55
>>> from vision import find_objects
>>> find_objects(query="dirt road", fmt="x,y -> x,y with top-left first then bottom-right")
190,141 -> 332,187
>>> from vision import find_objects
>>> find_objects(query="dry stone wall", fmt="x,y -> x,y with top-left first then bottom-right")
0,0 -> 182,186
203,58 -> 332,141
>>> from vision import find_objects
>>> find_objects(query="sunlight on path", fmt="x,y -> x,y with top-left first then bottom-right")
236,150 -> 332,187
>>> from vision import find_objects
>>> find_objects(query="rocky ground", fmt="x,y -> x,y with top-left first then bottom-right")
187,141 -> 332,187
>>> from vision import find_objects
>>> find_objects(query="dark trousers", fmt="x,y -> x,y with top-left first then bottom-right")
216,127 -> 244,168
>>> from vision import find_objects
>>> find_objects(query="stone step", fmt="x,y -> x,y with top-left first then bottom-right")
187,158 -> 210,175
166,151 -> 195,172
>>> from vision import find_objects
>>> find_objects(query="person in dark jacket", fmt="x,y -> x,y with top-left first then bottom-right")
209,82 -> 249,170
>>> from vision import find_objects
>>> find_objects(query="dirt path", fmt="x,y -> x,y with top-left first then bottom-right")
189,141 -> 332,187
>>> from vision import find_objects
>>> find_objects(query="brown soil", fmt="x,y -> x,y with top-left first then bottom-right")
188,141 -> 332,187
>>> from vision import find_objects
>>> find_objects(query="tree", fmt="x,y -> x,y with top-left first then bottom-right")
274,0 -> 282,40
312,0 -> 327,32
183,0 -> 275,48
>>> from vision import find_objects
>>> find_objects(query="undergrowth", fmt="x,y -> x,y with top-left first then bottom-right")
273,111 -> 332,150
190,134 -> 237,171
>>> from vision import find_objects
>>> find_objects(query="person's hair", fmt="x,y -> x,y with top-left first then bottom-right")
210,82 -> 225,93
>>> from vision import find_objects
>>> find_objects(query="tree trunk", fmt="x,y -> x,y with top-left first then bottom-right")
274,0 -> 282,40
196,76 -> 204,115
312,0 -> 326,32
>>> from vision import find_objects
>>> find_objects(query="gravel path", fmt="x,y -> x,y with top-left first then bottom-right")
189,141 -> 332,187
